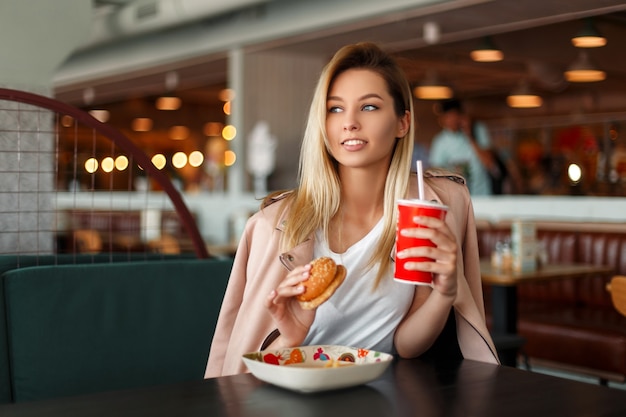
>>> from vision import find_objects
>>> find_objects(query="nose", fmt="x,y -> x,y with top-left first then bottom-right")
342,110 -> 359,131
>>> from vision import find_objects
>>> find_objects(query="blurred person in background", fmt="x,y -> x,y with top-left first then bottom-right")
429,99 -> 508,195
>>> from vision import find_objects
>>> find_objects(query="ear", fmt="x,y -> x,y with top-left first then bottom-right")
396,110 -> 411,138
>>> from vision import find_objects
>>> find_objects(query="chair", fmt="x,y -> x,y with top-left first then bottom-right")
3,258 -> 233,402
606,276 -> 626,317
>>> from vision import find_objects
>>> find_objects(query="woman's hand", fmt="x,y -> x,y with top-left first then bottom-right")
396,215 -> 458,298
264,263 -> 316,348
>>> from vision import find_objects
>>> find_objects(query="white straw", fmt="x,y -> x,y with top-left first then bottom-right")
416,160 -> 425,200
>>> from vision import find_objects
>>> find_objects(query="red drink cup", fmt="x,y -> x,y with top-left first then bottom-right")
394,199 -> 448,285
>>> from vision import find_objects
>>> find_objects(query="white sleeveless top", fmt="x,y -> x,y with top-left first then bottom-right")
303,218 -> 414,353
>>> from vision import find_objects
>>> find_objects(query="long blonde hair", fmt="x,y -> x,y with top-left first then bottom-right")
269,42 -> 414,287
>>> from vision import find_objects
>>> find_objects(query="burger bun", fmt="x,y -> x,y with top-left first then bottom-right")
297,257 -> 346,310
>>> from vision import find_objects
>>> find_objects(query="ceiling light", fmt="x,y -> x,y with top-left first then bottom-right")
156,96 -> 181,110
169,125 -> 190,140
88,109 -> 110,123
218,88 -> 235,102
61,115 -> 74,127
413,71 -> 453,100
155,72 -> 182,110
204,122 -> 224,137
132,118 -> 153,132
470,36 -> 504,62
564,51 -> 606,82
506,81 -> 543,108
571,18 -> 607,48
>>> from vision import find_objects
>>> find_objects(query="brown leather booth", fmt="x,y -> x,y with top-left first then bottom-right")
477,221 -> 626,384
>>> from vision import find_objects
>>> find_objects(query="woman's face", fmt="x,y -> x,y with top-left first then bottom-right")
325,69 -> 408,171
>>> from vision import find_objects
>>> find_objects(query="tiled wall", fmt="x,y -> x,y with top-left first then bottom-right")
0,86 -> 55,254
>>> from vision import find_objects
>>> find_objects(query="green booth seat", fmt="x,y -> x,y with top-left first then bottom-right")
2,258 -> 232,403
0,252 -> 198,404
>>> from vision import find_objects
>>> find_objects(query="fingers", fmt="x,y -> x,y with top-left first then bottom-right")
267,263 -> 311,306
397,215 -> 457,273
396,215 -> 458,297
398,216 -> 456,254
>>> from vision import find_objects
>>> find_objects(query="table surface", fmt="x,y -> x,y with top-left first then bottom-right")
480,260 -> 614,286
2,358 -> 626,417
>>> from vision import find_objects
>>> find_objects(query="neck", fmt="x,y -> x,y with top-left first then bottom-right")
338,168 -> 386,220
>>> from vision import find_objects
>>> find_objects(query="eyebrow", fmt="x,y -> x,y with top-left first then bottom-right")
327,93 -> 384,102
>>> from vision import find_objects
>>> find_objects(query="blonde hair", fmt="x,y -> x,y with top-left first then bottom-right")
268,42 -> 414,287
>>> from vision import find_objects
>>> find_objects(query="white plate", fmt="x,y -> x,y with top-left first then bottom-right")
242,345 -> 393,393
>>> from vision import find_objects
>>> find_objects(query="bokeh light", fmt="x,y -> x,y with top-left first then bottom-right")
172,152 -> 188,169
222,125 -> 236,140
101,157 -> 115,173
85,157 -> 98,173
189,151 -> 204,167
224,150 -> 236,166
568,163 -> 582,183
151,154 -> 166,170
115,155 -> 129,171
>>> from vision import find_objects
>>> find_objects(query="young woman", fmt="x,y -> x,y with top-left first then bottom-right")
205,42 -> 498,378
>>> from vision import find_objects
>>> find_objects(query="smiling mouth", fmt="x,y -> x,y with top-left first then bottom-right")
342,139 -> 366,146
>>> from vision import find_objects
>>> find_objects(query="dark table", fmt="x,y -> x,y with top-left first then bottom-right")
2,358 -> 626,417
480,260 -> 614,366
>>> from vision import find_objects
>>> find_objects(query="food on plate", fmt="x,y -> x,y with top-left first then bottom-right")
296,257 -> 346,310
324,359 -> 354,368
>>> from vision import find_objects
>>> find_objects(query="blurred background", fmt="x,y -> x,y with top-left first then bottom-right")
12,0 -> 626,198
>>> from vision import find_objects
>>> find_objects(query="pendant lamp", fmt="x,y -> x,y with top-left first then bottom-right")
413,70 -> 453,100
506,80 -> 543,108
571,18 -> 607,48
470,36 -> 504,62
564,51 -> 606,82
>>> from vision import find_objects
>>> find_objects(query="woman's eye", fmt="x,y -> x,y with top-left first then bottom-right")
362,104 -> 377,111
328,106 -> 343,113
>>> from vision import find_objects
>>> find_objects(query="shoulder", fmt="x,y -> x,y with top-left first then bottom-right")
425,168 -> 466,187
245,189 -> 293,231
408,169 -> 466,193
261,189 -> 293,209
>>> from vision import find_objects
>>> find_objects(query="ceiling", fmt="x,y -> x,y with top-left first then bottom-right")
58,0 -> 626,124
256,0 -> 626,120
